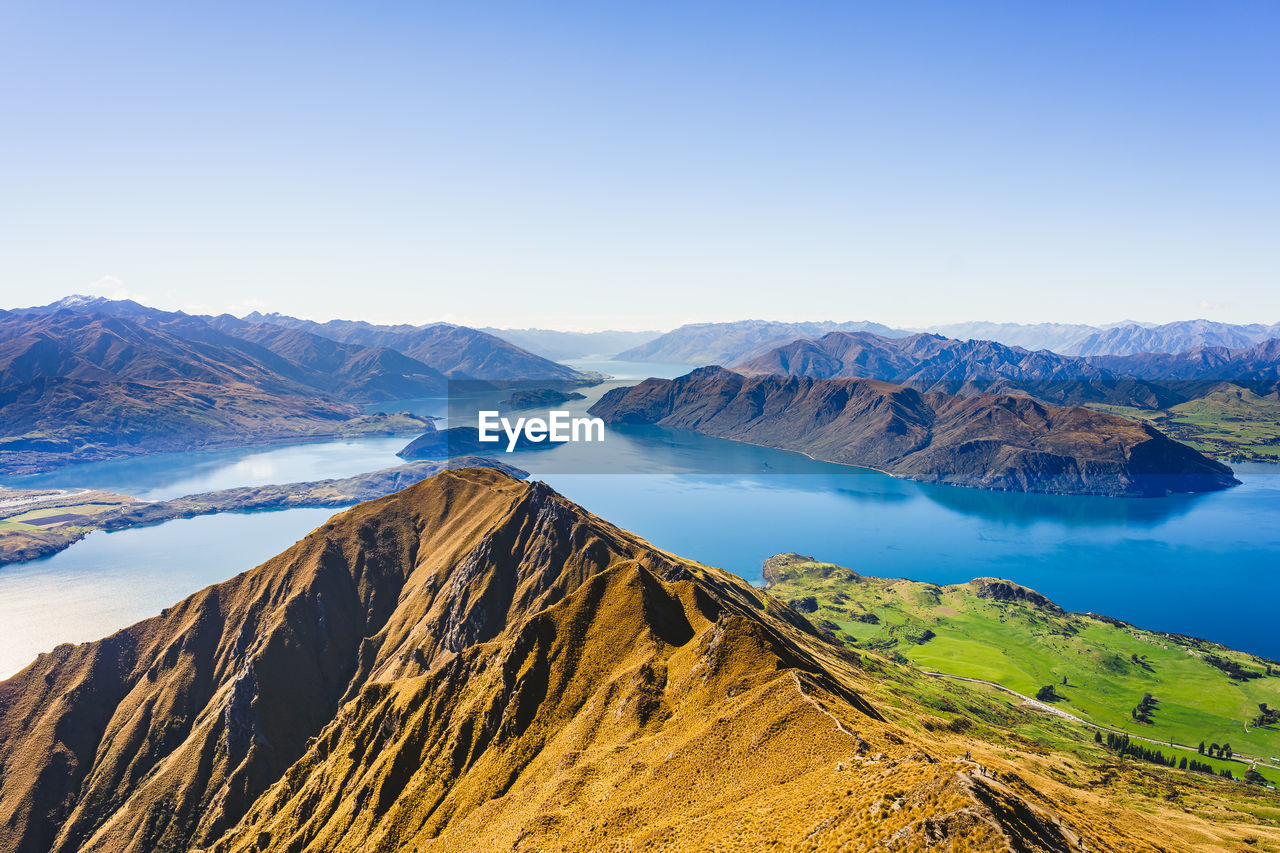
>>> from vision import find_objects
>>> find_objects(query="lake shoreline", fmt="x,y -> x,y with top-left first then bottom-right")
0,458 -> 525,567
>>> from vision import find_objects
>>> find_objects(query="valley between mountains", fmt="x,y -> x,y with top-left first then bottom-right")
2,468 -> 1276,852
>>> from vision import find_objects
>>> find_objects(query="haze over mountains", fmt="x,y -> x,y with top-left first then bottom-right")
925,319 -> 1280,356
615,320 -> 909,365
0,468 -> 1233,852
477,327 -> 659,361
611,318 -> 1280,365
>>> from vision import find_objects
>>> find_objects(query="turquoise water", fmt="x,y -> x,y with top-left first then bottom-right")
2,360 -> 1278,677
0,509 -> 344,678
0,436 -> 413,501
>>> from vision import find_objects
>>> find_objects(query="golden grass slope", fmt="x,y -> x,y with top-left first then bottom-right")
0,468 -> 1275,852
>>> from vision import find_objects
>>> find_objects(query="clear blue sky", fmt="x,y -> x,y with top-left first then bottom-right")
1,1 -> 1276,330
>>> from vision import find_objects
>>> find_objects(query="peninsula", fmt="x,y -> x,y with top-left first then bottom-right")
0,458 -> 525,565
588,366 -> 1238,496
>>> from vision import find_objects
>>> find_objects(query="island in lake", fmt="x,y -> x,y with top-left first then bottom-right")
501,388 -> 587,409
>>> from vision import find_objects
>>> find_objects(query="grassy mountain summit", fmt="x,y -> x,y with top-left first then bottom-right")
4,469 -> 1273,851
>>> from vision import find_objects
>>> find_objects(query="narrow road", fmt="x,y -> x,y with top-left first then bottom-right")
924,671 -> 1271,771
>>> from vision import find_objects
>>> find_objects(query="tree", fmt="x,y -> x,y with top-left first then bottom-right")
1198,741 -> 1205,755
1223,743 -> 1233,760
1094,731 -> 1103,744
1179,757 -> 1188,770
1036,684 -> 1059,702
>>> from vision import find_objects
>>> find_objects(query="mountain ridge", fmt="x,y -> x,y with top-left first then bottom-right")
244,312 -> 584,382
0,468 -> 1265,850
733,330 -> 1178,408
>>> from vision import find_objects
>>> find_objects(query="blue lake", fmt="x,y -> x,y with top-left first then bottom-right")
2,359 -> 1278,677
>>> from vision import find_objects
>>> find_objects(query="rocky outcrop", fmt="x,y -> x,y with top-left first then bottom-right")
968,578 -> 1065,613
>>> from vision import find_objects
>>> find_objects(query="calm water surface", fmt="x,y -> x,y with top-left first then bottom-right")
2,360 -> 1278,677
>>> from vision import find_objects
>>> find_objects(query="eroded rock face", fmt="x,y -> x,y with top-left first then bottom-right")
589,367 -> 1238,496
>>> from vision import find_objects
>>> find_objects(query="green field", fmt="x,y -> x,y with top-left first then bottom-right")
0,493 -> 139,562
1089,384 -> 1280,462
764,554 -> 1280,785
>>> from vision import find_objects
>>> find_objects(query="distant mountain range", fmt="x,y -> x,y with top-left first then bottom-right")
1065,319 -> 1280,357
616,318 -> 1280,364
1088,338 -> 1280,385
734,331 -> 1177,408
731,329 -> 1280,407
0,297 -> 592,474
589,366 -> 1237,496
479,327 -> 660,361
921,321 -> 1107,354
243,312 -> 583,382
913,319 -> 1278,356
615,320 -> 909,365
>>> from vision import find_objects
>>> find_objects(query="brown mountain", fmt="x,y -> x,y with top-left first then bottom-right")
205,317 -> 449,401
0,303 -> 449,403
589,367 -> 1237,496
0,376 -> 362,474
733,330 -> 1178,408
0,306 -> 451,474
244,313 -> 586,382
0,467 -> 1239,852
0,308 -> 317,394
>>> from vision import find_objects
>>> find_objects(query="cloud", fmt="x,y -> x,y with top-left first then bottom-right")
182,297 -> 271,318
1198,300 -> 1225,311
89,275 -> 123,291
88,275 -> 134,301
